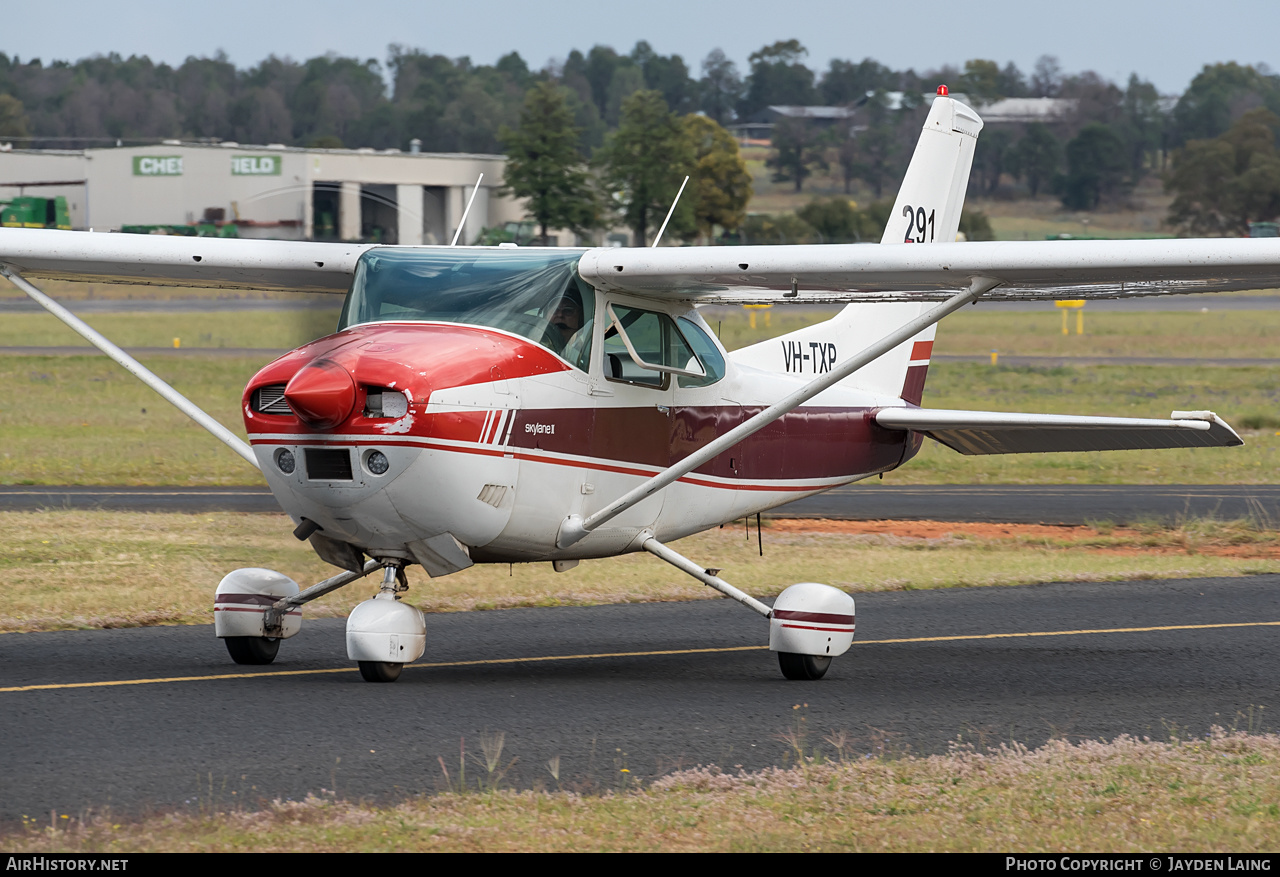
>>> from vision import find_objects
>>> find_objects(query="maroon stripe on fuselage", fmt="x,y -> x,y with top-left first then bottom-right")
509,405 -> 908,482
772,609 -> 855,625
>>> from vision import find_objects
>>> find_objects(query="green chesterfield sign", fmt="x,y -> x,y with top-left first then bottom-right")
231,155 -> 282,176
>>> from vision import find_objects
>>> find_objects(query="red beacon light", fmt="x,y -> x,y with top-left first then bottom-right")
937,84 -> 949,96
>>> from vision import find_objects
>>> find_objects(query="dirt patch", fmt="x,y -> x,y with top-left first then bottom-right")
768,518 -> 1107,540
767,518 -> 1280,559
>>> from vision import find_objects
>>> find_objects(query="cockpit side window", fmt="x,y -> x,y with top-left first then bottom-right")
676,317 -> 726,388
603,304 -> 708,389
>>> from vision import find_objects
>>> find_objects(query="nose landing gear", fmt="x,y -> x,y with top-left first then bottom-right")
346,563 -> 426,683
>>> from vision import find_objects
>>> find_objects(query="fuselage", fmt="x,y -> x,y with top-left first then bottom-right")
241,248 -> 922,571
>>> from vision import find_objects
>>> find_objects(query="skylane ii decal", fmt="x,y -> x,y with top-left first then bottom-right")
782,340 -> 838,374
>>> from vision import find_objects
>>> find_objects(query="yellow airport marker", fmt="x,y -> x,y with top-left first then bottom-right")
1056,299 -> 1086,335
173,337 -> 181,348
744,303 -> 772,329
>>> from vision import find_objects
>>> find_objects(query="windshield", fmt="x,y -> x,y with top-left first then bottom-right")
338,248 -> 595,369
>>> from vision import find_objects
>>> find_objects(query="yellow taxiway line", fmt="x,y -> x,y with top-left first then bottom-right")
3,620 -> 1278,694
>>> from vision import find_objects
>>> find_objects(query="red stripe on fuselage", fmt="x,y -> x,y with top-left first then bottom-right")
250,404 -> 910,485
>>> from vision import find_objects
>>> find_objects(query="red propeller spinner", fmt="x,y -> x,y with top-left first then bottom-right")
283,359 -> 356,430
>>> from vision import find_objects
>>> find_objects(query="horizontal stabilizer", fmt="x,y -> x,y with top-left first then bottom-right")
874,408 -> 1242,455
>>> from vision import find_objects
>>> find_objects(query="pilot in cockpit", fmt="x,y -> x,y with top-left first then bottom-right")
546,289 -> 592,369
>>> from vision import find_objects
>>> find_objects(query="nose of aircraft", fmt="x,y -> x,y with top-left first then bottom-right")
284,358 -> 356,430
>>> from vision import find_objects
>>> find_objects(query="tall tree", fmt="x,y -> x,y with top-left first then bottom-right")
1030,55 -> 1063,98
767,116 -> 827,193
0,94 -> 29,138
819,58 -> 895,105
498,82 -> 598,244
958,59 -> 1002,104
1007,123 -> 1061,197
1118,74 -> 1165,178
598,90 -> 694,245
1173,63 -> 1280,146
1167,108 -> 1280,236
972,128 -> 1013,194
1059,122 -> 1128,209
739,40 -> 816,118
699,49 -> 742,125
684,114 -> 752,238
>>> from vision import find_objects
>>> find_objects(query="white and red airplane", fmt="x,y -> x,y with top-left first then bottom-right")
2,91 -> 1277,682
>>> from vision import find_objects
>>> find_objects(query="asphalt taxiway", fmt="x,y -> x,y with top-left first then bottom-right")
4,484 -> 1280,526
3,574 -> 1279,822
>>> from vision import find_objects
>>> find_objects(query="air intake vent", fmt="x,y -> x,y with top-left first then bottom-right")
477,484 -> 509,508
305,448 -> 353,481
252,384 -> 292,415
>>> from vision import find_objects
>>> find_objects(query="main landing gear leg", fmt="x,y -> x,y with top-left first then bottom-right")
640,534 -> 856,681
215,560 -> 382,665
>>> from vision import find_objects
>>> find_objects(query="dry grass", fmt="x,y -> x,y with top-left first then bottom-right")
934,310 -> 1280,360
1,511 -> 1278,634
10,728 -> 1280,851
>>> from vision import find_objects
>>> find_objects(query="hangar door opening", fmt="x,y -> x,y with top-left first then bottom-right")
312,182 -> 342,241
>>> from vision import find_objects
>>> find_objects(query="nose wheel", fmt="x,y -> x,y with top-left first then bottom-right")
347,563 -> 426,683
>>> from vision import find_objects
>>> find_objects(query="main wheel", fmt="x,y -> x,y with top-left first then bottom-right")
358,661 -> 403,683
778,652 -> 831,680
225,636 -> 280,665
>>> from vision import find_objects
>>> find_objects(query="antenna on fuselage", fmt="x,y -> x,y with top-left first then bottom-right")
450,173 -> 484,246
651,175 -> 690,247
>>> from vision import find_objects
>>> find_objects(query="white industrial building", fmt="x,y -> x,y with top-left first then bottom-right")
0,142 -> 527,245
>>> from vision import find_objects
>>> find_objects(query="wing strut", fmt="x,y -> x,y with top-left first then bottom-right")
642,535 -> 772,618
556,276 -> 999,548
0,266 -> 261,470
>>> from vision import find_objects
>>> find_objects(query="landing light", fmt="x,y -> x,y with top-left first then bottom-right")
365,450 -> 390,476
275,448 -> 296,474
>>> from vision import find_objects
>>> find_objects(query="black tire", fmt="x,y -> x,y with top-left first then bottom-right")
358,661 -> 403,683
778,652 -> 831,680
225,636 -> 280,665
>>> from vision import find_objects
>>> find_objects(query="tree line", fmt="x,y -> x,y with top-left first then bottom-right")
0,44 -> 1276,237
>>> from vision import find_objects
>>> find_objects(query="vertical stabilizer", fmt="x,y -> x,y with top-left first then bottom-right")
881,94 -> 983,246
732,93 -> 983,406
878,94 -> 982,403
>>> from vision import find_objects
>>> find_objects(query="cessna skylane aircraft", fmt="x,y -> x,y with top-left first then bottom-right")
3,90 -> 1279,682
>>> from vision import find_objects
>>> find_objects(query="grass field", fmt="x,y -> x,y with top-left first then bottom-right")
2,510 -> 1277,633
10,729 -> 1280,851
7,302 -> 1279,359
2,300 -> 1279,485
0,308 -> 342,350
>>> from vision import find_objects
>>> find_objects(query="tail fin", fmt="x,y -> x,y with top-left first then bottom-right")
881,93 -> 983,246
731,94 -> 982,405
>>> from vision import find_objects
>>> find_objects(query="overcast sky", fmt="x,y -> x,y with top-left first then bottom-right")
4,0 -> 1276,95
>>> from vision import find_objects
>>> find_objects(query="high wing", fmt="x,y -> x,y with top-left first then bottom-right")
577,237 -> 1280,304
3,229 -> 1279,304
874,408 -> 1242,455
0,227 -> 368,293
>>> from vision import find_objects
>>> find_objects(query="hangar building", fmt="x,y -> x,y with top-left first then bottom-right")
0,142 -> 525,245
